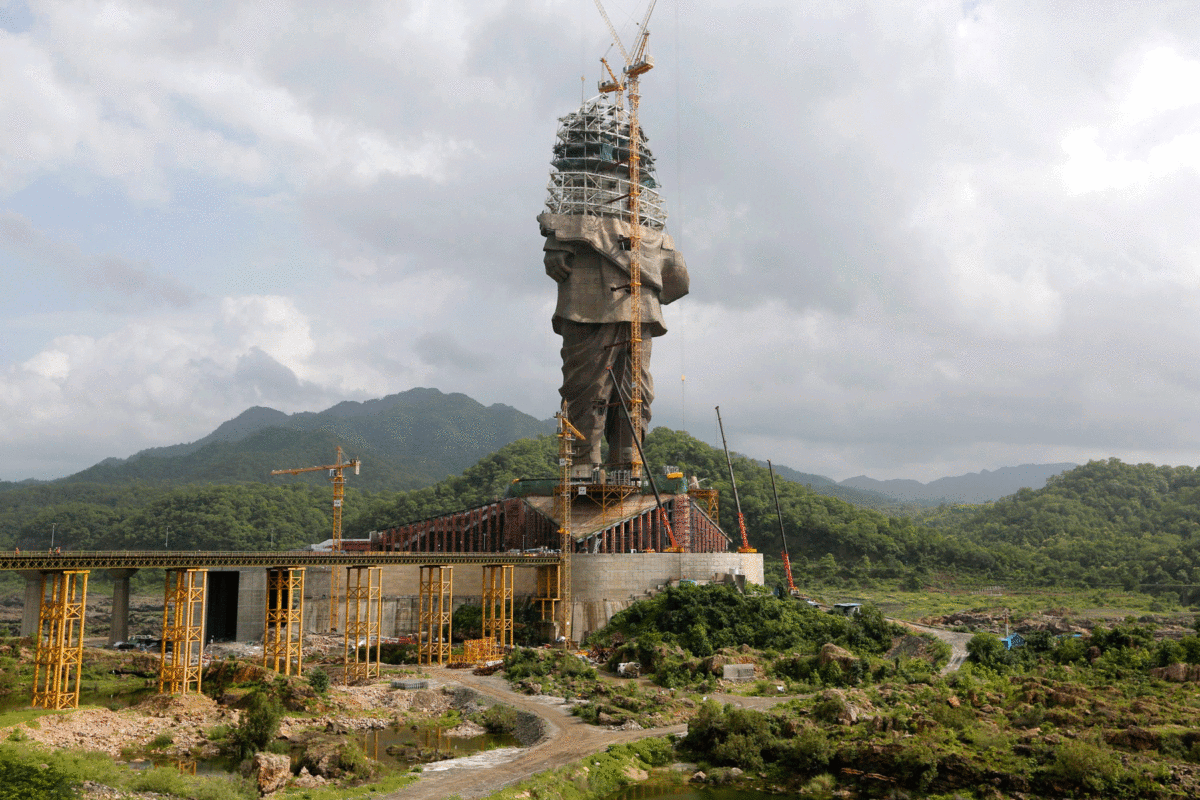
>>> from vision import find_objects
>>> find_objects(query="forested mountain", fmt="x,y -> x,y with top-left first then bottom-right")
63,388 -> 553,492
920,458 -> 1200,593
840,462 -> 1077,503
9,404 -> 1200,602
759,462 -> 913,511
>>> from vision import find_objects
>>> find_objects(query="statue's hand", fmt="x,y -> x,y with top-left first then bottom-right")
544,250 -> 573,282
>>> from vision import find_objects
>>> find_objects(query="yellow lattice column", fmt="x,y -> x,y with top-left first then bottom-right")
263,568 -> 306,676
343,566 -> 382,684
481,565 -> 514,650
32,570 -> 88,710
535,564 -> 560,636
418,566 -> 452,666
159,569 -> 207,695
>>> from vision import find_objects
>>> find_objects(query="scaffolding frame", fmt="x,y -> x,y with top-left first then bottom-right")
160,569 -> 207,694
418,566 -> 452,666
481,564 -> 513,650
343,566 -> 382,684
263,567 -> 306,676
535,564 -> 560,631
32,570 -> 89,710
544,95 -> 667,229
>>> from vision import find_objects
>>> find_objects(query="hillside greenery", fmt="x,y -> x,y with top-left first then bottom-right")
8,424 -> 1200,604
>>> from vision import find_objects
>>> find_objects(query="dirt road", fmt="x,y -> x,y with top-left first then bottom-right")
383,668 -> 687,800
900,622 -> 974,674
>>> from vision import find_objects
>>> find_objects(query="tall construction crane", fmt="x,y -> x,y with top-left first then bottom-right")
594,0 -> 657,481
715,407 -> 757,554
271,446 -> 361,632
768,460 -> 802,597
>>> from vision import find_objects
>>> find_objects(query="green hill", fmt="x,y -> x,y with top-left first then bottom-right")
63,388 -> 554,492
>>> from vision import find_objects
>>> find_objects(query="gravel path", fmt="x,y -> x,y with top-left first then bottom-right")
383,668 -> 686,800
899,622 -> 974,674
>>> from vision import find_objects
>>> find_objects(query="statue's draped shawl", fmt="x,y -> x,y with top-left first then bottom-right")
539,213 -> 690,337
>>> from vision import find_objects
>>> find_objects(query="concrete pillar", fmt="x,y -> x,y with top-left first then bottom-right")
106,569 -> 139,645
20,571 -> 42,637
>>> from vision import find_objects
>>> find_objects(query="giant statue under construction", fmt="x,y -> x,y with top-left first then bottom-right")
538,93 -> 689,479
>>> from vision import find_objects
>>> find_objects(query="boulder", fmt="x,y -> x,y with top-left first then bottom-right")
251,752 -> 291,795
817,643 -> 858,674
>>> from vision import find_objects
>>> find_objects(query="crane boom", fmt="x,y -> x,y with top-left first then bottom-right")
768,460 -> 801,597
592,0 -> 630,66
716,407 -> 756,554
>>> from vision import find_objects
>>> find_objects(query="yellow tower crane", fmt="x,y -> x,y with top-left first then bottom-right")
271,446 -> 361,633
595,0 -> 657,481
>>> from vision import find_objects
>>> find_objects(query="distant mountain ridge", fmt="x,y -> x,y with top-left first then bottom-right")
839,463 -> 1078,504
64,388 -> 555,492
754,461 -> 902,510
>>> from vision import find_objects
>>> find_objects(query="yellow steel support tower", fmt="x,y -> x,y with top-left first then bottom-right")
343,566 -> 382,684
481,564 -> 514,650
263,567 -> 306,676
534,564 -> 560,634
33,570 -> 89,710
271,446 -> 361,633
556,412 -> 584,642
418,565 -> 452,666
160,569 -> 207,695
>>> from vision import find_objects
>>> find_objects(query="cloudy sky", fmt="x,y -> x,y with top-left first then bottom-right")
3,0 -> 1200,483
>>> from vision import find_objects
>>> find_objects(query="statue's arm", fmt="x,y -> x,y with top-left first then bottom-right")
543,236 -> 574,283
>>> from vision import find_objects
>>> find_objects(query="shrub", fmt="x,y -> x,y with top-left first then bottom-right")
307,666 -> 330,695
148,732 -> 174,750
683,701 -> 778,771
0,755 -> 78,800
336,741 -> 377,781
475,703 -> 519,734
1046,737 -> 1126,795
227,690 -> 283,762
967,633 -> 1011,671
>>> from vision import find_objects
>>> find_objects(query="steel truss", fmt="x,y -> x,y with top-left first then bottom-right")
263,567 -> 306,676
481,564 -> 513,650
160,569 -> 207,694
33,570 -> 89,709
418,566 -> 453,666
343,566 -> 382,683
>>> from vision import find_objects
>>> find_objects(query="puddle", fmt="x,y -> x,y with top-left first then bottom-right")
355,725 -> 522,768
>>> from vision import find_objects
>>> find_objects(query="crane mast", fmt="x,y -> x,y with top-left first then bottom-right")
595,0 -> 656,481
271,446 -> 362,632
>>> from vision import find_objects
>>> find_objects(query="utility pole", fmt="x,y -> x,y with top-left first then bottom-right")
50,522 -> 56,550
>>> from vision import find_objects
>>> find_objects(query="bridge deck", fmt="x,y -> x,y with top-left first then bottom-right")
0,551 -> 561,571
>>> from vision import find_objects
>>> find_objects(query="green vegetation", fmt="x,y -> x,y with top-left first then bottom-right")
482,738 -> 676,800
503,647 -> 597,697
307,666 -> 330,695
227,689 -> 283,761
0,739 -> 255,800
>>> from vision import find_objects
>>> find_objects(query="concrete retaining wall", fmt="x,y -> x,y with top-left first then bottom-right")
233,552 -> 764,643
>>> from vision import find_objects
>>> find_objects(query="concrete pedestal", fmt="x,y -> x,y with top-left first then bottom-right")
106,569 -> 139,645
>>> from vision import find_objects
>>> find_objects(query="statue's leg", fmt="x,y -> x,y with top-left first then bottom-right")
605,325 -> 654,468
559,321 -> 622,467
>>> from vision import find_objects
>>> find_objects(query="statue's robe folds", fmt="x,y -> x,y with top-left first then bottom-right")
538,213 -> 690,468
